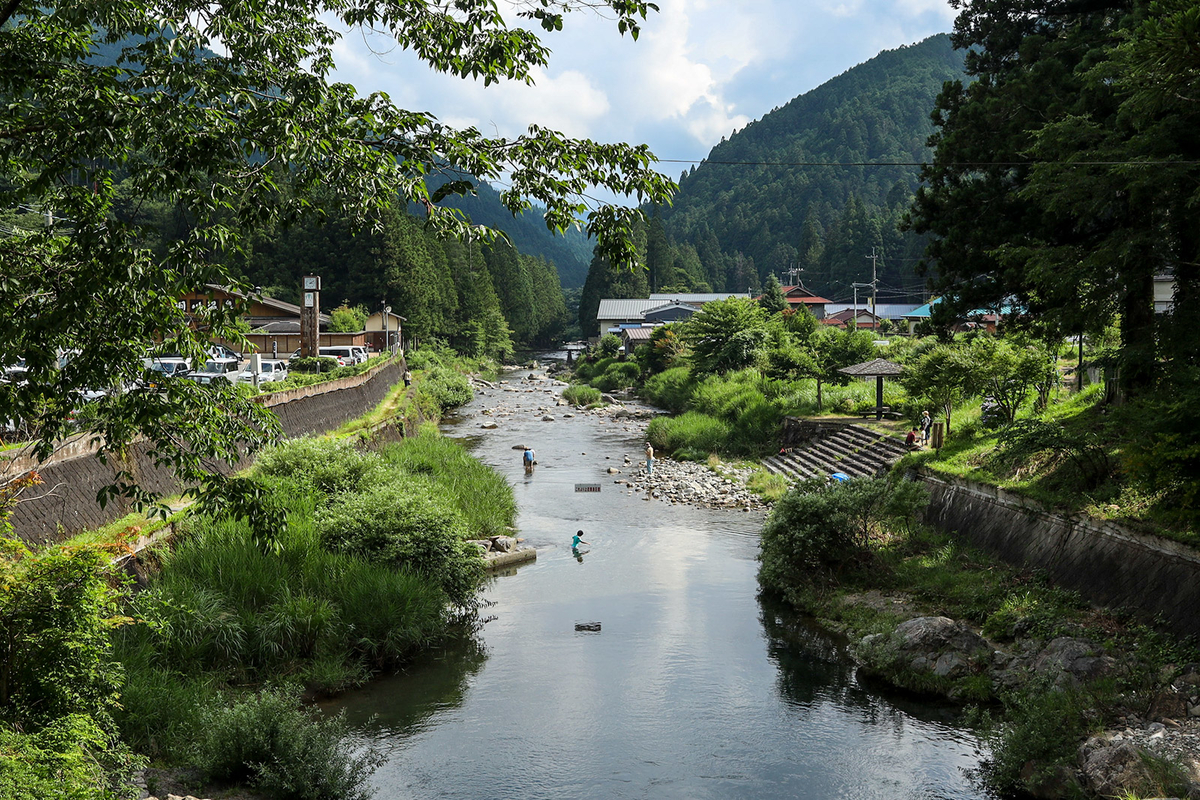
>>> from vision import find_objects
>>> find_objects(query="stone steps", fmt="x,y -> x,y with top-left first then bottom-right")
763,423 -> 908,487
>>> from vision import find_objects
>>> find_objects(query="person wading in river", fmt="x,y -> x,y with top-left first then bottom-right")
523,445 -> 536,472
645,442 -> 655,476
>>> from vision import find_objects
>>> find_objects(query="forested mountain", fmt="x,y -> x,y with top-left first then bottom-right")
231,205 -> 568,356
655,33 -> 966,303
419,176 -> 594,288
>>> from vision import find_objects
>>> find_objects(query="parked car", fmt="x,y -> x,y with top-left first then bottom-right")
320,345 -> 357,365
207,344 -> 240,361
351,346 -> 369,364
237,359 -> 289,384
190,358 -> 241,386
286,345 -> 348,367
1,356 -> 28,384
140,357 -> 191,388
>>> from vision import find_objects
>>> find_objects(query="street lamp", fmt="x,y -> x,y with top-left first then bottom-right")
382,302 -> 392,356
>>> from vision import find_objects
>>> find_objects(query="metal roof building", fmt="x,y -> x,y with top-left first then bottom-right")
648,292 -> 750,304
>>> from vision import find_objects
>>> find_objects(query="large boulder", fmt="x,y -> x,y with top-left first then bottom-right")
1079,740 -> 1157,798
1033,638 -> 1122,686
854,616 -> 992,692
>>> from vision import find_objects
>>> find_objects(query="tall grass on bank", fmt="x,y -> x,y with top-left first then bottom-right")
646,412 -> 732,461
562,384 -> 602,407
116,433 -> 514,784
378,425 -> 515,537
573,357 -> 639,392
115,503 -> 450,703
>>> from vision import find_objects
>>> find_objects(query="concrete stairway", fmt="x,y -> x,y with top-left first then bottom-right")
761,424 -> 909,482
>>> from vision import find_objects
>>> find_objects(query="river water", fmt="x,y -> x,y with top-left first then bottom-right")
322,365 -> 991,799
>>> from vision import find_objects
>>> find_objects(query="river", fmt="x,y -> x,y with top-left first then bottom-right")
322,364 -> 991,799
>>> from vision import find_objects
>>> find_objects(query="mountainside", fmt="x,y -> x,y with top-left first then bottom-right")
659,33 -> 966,302
419,177 -> 594,288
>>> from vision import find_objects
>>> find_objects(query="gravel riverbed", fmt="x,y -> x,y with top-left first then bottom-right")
472,369 -> 770,512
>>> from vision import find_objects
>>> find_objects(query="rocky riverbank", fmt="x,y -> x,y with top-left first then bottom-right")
614,456 -> 767,511
846,606 -> 1200,799
471,367 -> 772,512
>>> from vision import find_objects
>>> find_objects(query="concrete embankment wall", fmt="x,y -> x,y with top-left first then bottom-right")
3,358 -> 404,546
919,468 -> 1200,641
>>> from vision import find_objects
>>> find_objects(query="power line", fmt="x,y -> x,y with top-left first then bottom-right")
659,158 -> 1200,168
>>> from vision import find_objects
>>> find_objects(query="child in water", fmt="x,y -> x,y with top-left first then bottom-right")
572,530 -> 588,549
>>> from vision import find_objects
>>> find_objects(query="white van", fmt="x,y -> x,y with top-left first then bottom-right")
320,346 -> 358,365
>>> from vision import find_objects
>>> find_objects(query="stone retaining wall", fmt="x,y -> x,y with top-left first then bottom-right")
262,359 -> 402,437
919,468 -> 1200,641
2,358 -> 404,545
781,416 -> 849,447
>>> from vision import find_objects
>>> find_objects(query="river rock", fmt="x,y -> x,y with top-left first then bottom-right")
1079,740 -> 1157,798
1033,637 -> 1122,686
575,622 -> 601,632
607,467 -> 620,474
490,536 -> 517,553
542,415 -> 555,421
481,422 -> 499,429
855,616 -> 989,685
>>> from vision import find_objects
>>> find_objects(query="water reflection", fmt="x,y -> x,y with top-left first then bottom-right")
322,634 -> 488,742
322,361 -> 988,799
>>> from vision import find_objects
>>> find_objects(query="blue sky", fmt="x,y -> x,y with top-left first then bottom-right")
330,0 -> 958,199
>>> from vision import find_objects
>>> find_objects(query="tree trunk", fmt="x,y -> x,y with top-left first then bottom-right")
1118,253 -> 1156,398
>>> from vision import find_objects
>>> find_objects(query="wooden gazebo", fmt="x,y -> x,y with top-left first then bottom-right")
838,357 -> 904,420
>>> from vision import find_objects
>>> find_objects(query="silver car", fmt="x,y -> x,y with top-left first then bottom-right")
238,359 -> 289,384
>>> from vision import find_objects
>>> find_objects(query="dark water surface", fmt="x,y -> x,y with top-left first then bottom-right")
322,366 -> 989,799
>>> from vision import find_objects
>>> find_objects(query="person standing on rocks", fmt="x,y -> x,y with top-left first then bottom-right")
645,442 -> 655,476
920,410 -> 932,445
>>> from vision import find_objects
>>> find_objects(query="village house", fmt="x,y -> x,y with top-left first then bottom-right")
179,285 -> 367,356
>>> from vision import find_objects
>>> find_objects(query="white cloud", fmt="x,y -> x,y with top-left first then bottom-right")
325,0 -> 959,197
488,68 -> 612,136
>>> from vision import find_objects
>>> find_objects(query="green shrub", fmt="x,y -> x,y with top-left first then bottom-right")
640,366 -> 696,413
191,686 -> 381,800
597,333 -> 622,358
589,360 -> 640,392
574,356 -> 616,382
972,680 -> 1096,798
562,384 -> 602,407
758,477 -> 929,593
290,356 -> 340,374
254,438 -> 383,498
315,477 -> 483,607
0,715 -> 140,800
418,365 -> 473,412
647,411 -> 730,457
728,397 -> 783,455
0,544 -> 125,730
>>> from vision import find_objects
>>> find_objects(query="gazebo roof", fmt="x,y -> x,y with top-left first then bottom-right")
838,357 -> 904,377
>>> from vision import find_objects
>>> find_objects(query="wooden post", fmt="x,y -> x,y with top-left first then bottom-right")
876,375 -> 884,420
300,275 -> 320,358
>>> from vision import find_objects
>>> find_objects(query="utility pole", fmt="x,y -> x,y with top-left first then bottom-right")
851,281 -> 873,330
865,248 -> 879,315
